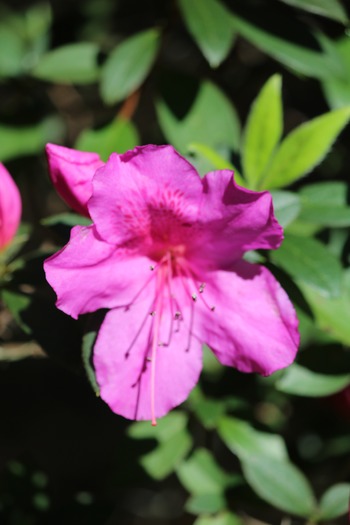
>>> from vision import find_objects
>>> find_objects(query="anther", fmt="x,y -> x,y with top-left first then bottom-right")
210,306 -> 216,311
150,265 -> 155,271
192,293 -> 197,302
150,311 -> 155,316
199,283 -> 206,293
146,357 -> 152,362
174,311 -> 181,319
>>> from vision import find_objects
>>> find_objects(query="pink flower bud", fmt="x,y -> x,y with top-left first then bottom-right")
0,164 -> 21,251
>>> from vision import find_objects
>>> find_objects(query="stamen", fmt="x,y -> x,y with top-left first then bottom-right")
150,311 -> 155,316
192,293 -> 197,302
124,302 -> 156,359
199,283 -> 206,293
174,311 -> 181,319
210,306 -> 216,311
150,268 -> 165,427
150,265 -> 155,271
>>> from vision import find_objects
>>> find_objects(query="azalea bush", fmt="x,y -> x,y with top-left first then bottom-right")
0,0 -> 350,524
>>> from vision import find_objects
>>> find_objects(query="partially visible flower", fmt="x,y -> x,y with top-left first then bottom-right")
0,164 -> 21,251
44,144 -> 299,424
46,144 -> 103,217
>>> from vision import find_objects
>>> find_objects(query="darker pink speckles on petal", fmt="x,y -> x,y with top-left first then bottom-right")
44,143 -> 299,422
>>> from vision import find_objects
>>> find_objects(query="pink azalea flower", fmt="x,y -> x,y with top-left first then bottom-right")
0,164 -> 22,251
44,144 -> 299,424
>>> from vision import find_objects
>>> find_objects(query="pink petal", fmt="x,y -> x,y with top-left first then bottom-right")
88,145 -> 203,246
46,143 -> 104,217
193,170 -> 283,266
195,261 -> 299,375
94,288 -> 202,421
44,225 -> 154,319
0,164 -> 21,249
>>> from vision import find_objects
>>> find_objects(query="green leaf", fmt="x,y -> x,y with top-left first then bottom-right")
242,75 -> 283,189
194,512 -> 242,525
186,493 -> 226,515
218,416 -> 288,461
32,43 -> 100,83
301,269 -> 350,345
1,289 -> 31,334
178,0 -> 235,67
128,411 -> 188,442
42,213 -> 92,227
75,117 -> 139,161
81,331 -> 100,395
322,36 -> 350,108
0,225 -> 30,265
298,181 -> 350,227
100,28 -> 160,104
187,143 -> 245,185
157,81 -> 240,153
140,429 -> 192,480
318,483 -> 350,520
271,234 -> 342,297
277,0 -> 348,24
299,204 -> 350,227
192,397 -> 227,429
177,448 -> 239,495
242,455 -> 317,517
276,364 -> 350,397
0,117 -> 64,162
230,13 -> 341,80
270,191 -> 301,228
262,107 -> 350,189
0,25 -> 25,77
300,181 -> 347,205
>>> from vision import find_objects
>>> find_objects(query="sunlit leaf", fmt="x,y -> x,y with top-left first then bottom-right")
262,107 -> 350,189
100,28 -> 160,104
188,143 -> 245,185
242,74 -> 283,189
178,0 -> 235,67
276,364 -> 350,397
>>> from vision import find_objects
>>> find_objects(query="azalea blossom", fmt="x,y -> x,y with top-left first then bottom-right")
44,144 -> 299,424
0,164 -> 21,251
